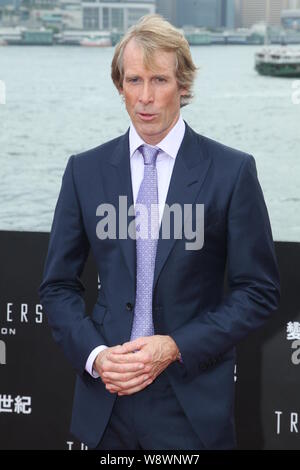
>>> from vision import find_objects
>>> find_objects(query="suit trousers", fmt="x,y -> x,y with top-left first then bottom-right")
94,368 -> 204,450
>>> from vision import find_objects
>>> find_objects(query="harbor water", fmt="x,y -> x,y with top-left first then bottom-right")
0,45 -> 299,241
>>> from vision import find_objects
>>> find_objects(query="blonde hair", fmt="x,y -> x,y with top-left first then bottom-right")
111,14 -> 197,107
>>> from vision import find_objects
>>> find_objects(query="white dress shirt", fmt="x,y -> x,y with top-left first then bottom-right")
86,115 -> 186,378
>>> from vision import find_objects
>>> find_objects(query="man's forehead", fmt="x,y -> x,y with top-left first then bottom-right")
123,41 -> 176,74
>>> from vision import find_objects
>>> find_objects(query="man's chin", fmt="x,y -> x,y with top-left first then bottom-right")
137,122 -> 162,134
135,125 -> 164,145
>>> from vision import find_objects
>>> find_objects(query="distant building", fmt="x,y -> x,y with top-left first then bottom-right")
288,0 -> 300,8
236,0 -> 294,28
281,8 -> 300,29
0,0 -> 22,26
30,0 -> 59,6
220,0 -> 236,28
174,0 -> 221,29
0,0 -> 22,6
156,0 -> 236,30
30,7 -> 83,29
82,0 -> 155,31
155,0 -> 176,25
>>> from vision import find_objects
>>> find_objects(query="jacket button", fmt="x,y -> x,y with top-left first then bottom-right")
126,302 -> 133,311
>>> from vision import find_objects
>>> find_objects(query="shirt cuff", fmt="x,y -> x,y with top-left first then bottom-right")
85,345 -> 108,378
177,351 -> 183,363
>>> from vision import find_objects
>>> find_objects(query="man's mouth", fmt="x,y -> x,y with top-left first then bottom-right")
138,113 -> 157,121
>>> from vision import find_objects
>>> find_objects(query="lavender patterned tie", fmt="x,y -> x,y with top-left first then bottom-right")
130,144 -> 160,340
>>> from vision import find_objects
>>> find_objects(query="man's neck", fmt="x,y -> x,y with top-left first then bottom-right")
138,114 -> 181,146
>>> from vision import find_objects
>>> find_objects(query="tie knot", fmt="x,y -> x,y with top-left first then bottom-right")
139,145 -> 160,166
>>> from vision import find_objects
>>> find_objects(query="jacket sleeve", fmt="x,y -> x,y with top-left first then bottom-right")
39,155 -> 107,376
169,154 -> 281,378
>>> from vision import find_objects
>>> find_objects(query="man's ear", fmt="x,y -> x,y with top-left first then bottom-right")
180,87 -> 188,97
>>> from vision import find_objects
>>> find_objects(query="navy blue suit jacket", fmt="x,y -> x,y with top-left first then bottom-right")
39,122 -> 280,449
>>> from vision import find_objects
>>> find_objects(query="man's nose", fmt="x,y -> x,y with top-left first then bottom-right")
139,82 -> 154,104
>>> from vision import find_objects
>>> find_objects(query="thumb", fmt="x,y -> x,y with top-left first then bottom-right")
118,338 -> 147,353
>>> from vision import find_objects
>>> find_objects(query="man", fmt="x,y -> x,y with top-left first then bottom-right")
39,15 -> 280,450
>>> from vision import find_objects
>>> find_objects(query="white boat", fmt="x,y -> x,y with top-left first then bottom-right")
80,37 -> 111,47
255,47 -> 300,77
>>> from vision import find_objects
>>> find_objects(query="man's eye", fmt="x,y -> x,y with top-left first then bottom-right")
156,77 -> 166,82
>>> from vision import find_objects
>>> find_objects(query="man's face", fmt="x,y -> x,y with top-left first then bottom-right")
120,39 -> 187,145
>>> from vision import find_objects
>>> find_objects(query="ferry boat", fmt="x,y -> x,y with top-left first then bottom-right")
255,47 -> 300,77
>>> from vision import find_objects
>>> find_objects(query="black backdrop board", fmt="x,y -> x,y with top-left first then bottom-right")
0,231 -> 97,450
0,231 -> 299,449
235,242 -> 300,450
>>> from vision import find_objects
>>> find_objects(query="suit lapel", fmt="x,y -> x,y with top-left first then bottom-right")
105,122 -> 212,292
153,122 -> 212,289
106,130 -> 136,284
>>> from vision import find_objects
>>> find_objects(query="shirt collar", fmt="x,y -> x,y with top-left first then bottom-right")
129,115 -> 186,160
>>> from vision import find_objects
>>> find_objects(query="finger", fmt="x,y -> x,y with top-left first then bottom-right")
104,361 -> 145,373
102,368 -> 146,383
117,377 -> 153,396
110,348 -> 151,364
106,373 -> 151,393
109,351 -> 146,364
111,344 -> 125,352
117,339 -> 147,354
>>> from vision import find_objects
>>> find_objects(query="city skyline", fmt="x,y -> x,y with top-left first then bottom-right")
1,0 -> 300,31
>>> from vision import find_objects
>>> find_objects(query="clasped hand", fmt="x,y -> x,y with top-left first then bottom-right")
93,335 -> 179,396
